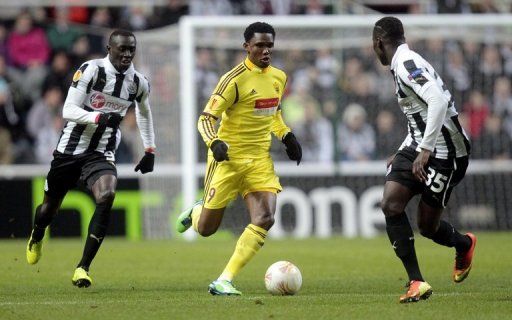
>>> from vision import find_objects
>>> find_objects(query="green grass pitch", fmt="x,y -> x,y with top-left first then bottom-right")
1,232 -> 511,319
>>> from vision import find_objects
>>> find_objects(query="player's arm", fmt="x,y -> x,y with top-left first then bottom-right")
398,60 -> 449,181
62,63 -> 120,127
271,75 -> 302,165
134,77 -> 156,174
197,75 -> 236,162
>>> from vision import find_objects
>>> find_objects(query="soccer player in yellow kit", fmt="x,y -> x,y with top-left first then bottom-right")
176,22 -> 302,295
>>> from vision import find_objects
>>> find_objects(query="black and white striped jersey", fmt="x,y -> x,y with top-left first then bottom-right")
56,56 -> 155,161
390,44 -> 470,159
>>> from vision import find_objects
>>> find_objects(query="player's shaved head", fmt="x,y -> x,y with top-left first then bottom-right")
244,22 -> 275,42
109,29 -> 136,45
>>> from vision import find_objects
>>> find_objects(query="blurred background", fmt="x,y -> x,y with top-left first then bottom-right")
0,0 -> 511,241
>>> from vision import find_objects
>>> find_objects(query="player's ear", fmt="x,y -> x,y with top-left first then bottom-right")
106,44 -> 111,53
243,42 -> 249,51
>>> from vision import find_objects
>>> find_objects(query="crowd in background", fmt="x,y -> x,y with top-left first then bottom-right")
0,0 -> 511,164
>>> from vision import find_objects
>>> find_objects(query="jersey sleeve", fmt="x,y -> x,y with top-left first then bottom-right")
62,62 -> 100,124
71,62 -> 97,94
396,59 -> 436,98
202,72 -> 238,118
271,74 -> 290,140
398,59 -> 449,151
135,76 -> 156,150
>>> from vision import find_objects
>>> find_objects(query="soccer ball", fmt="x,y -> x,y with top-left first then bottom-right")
264,261 -> 302,295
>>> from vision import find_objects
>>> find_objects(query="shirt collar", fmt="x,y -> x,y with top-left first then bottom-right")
390,43 -> 409,71
244,57 -> 270,73
103,55 -> 134,75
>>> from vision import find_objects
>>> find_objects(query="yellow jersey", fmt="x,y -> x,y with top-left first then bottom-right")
199,57 -> 290,159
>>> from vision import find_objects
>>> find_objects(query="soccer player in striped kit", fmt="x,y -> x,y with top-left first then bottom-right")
26,30 -> 156,288
373,17 -> 476,303
176,22 -> 302,295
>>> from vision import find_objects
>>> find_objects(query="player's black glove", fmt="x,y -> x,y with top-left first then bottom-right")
282,132 -> 302,165
210,139 -> 229,162
97,112 -> 122,128
134,152 -> 155,174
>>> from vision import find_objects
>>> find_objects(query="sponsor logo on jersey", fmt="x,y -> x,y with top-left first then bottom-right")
254,98 -> 279,116
72,70 -> 82,82
273,82 -> 280,94
250,89 -> 257,95
90,92 -> 106,109
209,98 -> 218,109
127,82 -> 137,94
89,92 -> 127,111
408,69 -> 428,85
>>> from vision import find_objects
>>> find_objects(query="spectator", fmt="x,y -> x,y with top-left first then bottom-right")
292,96 -> 334,163
0,78 -> 15,164
313,48 -> 341,103
190,0 -> 233,15
337,103 -> 375,161
6,11 -> 50,102
152,0 -> 189,27
445,48 -> 471,107
46,7 -> 83,51
70,35 -> 92,69
34,114 -> 63,164
492,77 -> 512,139
196,48 -> 219,107
119,6 -> 150,31
477,45 -> 502,95
87,8 -> 111,55
436,0 -> 465,13
375,110 -> 403,160
297,0 -> 333,14
0,24 -> 7,60
42,51 -> 72,96
26,86 -> 63,141
473,114 -> 511,159
463,90 -> 490,139
501,42 -> 512,76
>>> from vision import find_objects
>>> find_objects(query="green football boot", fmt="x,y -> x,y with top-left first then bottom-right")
176,200 -> 203,233
208,280 -> 242,296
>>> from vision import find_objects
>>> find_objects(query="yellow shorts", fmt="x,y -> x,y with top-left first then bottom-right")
202,155 -> 282,209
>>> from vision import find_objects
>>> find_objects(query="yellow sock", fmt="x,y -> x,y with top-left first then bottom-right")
218,224 -> 267,281
191,204 -> 202,233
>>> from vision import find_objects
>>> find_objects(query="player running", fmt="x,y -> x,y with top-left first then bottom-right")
176,22 -> 302,296
26,30 -> 156,288
372,17 -> 476,303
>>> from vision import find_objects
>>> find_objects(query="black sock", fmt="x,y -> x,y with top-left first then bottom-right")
386,213 -> 424,282
32,205 -> 52,242
429,220 -> 471,253
77,202 -> 112,270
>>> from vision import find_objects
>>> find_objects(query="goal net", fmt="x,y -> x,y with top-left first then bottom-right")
136,15 -> 512,239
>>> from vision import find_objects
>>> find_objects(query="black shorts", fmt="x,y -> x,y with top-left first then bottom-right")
45,151 -> 117,199
386,147 -> 468,208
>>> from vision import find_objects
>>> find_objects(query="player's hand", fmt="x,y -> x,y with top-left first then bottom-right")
96,112 -> 122,128
210,139 -> 229,162
134,151 -> 155,174
412,149 -> 431,183
282,132 -> 302,165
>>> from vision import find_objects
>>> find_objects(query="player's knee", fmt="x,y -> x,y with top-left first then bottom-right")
381,197 -> 402,217
96,189 -> 116,205
252,212 -> 274,230
197,227 -> 216,237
